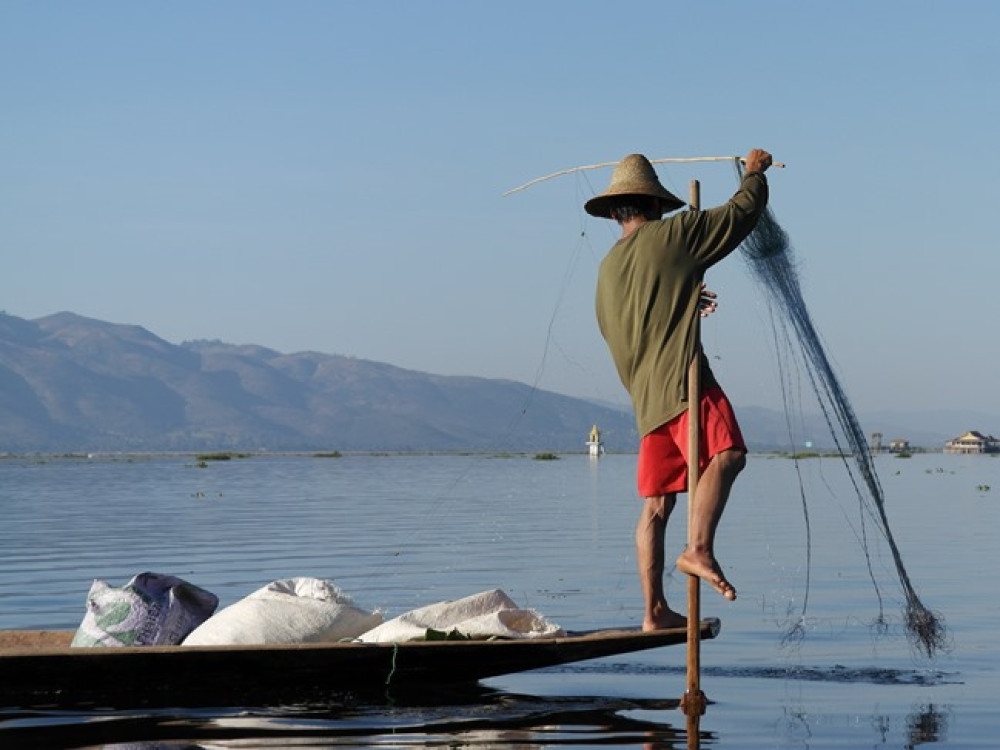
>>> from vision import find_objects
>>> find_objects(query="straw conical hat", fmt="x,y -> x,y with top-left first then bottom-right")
584,154 -> 685,218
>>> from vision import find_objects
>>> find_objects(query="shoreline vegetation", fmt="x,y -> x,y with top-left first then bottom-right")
0,447 -> 970,462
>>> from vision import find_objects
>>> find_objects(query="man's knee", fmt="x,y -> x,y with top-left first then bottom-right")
714,448 -> 746,478
643,494 -> 677,520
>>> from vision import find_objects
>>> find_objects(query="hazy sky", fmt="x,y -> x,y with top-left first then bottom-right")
3,1 -> 997,416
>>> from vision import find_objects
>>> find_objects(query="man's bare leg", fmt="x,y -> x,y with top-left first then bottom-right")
676,448 -> 745,601
636,494 -> 686,630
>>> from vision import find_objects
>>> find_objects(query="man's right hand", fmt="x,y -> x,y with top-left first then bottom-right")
744,149 -> 773,173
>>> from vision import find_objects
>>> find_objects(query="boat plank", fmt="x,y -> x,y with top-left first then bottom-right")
0,619 -> 720,708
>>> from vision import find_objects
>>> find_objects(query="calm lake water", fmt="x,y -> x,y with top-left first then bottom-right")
1,451 -> 997,748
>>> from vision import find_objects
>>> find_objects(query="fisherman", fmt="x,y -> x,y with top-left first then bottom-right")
590,149 -> 772,630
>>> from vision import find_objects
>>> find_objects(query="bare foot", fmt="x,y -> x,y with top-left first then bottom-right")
643,602 -> 687,631
676,549 -> 737,601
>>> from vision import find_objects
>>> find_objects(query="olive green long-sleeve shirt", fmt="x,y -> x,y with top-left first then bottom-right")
595,171 -> 768,437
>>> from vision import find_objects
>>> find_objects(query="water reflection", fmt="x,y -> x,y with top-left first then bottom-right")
906,703 -> 949,747
779,702 -> 948,749
4,693 -> 698,749
0,676 -> 953,749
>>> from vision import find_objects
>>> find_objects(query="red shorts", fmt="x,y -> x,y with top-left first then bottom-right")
637,386 -> 746,497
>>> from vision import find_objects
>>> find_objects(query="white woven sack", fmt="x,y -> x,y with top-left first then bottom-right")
182,577 -> 381,646
357,589 -> 564,643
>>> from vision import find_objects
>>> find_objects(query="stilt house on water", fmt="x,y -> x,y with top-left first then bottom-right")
943,430 -> 1000,454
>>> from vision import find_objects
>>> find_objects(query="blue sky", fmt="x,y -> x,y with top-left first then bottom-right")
2,1 -> 997,416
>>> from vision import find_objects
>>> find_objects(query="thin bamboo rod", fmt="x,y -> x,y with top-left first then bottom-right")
502,156 -> 785,197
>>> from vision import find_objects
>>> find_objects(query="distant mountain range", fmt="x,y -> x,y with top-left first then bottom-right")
0,312 -> 985,454
0,311 -> 640,453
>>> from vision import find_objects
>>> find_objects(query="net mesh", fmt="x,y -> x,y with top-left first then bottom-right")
735,164 -> 947,658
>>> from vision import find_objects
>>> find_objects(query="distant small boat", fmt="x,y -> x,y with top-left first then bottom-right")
0,619 -> 720,708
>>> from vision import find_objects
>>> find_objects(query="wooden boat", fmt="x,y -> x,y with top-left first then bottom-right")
0,619 -> 719,708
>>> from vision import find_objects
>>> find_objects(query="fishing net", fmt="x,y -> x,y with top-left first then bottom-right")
734,163 -> 947,658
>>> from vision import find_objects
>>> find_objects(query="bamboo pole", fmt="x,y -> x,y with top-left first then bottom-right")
502,156 -> 784,197
681,179 -> 707,722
